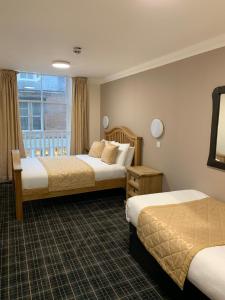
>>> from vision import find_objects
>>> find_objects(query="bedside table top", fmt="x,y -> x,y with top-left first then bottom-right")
127,165 -> 163,177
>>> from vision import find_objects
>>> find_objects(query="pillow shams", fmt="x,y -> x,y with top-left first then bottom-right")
110,141 -> 130,165
101,143 -> 118,164
89,141 -> 105,158
124,147 -> 135,167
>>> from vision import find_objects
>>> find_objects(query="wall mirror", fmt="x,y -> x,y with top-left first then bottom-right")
208,86 -> 225,170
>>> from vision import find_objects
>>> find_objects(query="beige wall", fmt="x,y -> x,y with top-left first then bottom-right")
88,80 -> 100,146
101,47 -> 225,200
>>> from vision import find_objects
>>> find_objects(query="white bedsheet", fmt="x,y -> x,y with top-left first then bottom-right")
126,190 -> 225,300
76,155 -> 126,181
21,157 -> 48,189
21,155 -> 126,190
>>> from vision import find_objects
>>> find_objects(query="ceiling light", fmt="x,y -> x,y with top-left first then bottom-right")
52,61 -> 71,69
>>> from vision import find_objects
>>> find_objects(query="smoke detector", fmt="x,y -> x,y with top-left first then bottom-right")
73,47 -> 82,54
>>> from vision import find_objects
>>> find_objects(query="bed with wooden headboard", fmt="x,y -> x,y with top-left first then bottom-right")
12,126 -> 142,221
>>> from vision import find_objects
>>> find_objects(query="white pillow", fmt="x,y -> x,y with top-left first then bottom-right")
110,141 -> 130,165
124,147 -> 135,167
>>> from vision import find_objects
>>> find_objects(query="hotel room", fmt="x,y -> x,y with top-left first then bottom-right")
1,0 -> 225,299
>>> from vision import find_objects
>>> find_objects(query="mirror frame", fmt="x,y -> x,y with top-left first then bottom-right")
207,86 -> 225,170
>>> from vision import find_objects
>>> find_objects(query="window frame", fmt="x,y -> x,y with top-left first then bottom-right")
18,73 -> 70,133
19,101 -> 29,131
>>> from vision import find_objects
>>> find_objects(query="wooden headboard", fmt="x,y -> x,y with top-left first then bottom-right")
105,126 -> 142,166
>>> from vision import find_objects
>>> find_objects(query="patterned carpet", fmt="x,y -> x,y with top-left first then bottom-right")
0,183 -> 178,300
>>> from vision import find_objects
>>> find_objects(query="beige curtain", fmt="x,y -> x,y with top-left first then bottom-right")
70,77 -> 88,154
0,70 -> 25,182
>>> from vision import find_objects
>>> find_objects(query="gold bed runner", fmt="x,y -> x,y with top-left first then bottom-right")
137,197 -> 225,289
38,156 -> 95,192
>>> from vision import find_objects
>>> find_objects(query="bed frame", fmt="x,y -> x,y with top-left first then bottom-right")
129,223 -> 209,300
12,126 -> 142,221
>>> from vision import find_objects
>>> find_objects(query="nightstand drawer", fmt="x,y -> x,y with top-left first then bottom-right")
128,173 -> 140,185
127,179 -> 139,190
126,165 -> 163,201
127,189 -> 139,198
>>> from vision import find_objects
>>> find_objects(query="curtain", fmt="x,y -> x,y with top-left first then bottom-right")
0,70 -> 25,182
70,77 -> 88,154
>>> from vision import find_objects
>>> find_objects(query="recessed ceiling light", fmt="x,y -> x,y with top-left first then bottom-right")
52,61 -> 71,69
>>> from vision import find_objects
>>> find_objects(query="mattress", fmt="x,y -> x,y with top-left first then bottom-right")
21,155 -> 126,190
126,190 -> 225,300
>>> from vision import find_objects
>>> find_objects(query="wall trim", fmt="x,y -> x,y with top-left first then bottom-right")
88,78 -> 103,85
101,34 -> 225,84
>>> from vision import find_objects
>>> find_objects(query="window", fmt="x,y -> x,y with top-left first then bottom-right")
32,103 -> 41,130
18,72 -> 71,157
19,102 -> 29,130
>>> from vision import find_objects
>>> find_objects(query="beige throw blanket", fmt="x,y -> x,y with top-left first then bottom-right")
38,156 -> 95,192
137,197 -> 225,289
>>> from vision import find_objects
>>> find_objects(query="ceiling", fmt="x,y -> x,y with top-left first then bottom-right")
1,0 -> 225,81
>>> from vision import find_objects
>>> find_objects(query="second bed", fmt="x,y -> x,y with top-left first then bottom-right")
126,190 -> 225,300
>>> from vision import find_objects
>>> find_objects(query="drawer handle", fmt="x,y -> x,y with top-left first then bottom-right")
128,179 -> 139,190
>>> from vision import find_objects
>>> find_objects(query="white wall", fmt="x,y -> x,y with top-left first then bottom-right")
88,80 -> 101,146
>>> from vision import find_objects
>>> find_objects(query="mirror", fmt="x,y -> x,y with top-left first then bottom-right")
208,86 -> 225,170
216,94 -> 225,163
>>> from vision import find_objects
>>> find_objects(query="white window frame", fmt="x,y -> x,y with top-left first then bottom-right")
19,100 -> 43,132
18,73 -> 71,133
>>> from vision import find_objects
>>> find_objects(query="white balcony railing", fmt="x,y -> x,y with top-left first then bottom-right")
22,130 -> 71,157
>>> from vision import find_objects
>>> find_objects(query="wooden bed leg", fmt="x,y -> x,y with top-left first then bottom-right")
16,192 -> 23,221
14,170 -> 23,221
11,150 -> 23,221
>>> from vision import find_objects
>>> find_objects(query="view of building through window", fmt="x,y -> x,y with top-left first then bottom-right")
17,73 -> 71,157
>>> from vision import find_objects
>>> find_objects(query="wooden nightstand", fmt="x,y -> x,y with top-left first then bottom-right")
126,166 -> 163,200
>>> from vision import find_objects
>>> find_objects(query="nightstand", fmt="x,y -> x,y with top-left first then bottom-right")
126,166 -> 163,200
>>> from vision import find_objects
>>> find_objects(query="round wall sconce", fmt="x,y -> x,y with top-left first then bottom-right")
102,115 -> 109,129
150,118 -> 164,138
